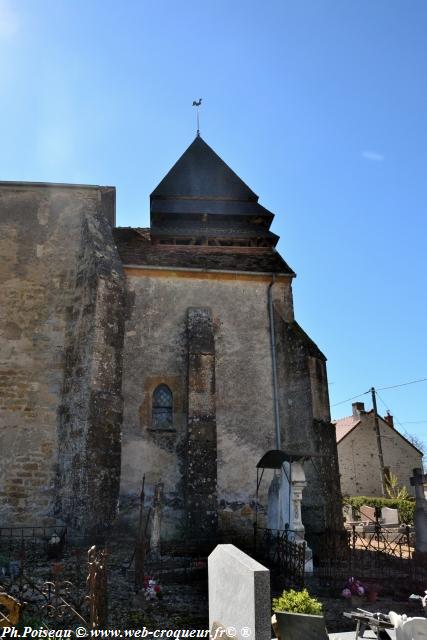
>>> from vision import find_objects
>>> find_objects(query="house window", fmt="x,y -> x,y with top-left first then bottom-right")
152,384 -> 173,429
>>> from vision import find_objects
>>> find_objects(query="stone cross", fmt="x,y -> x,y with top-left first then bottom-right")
410,468 -> 427,554
208,544 -> 271,640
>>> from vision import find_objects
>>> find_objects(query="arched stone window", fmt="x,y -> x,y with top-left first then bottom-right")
152,384 -> 173,429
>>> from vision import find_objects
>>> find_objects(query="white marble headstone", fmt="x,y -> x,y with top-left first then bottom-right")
208,544 -> 271,640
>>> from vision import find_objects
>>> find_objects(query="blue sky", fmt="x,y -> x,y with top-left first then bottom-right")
1,0 -> 426,452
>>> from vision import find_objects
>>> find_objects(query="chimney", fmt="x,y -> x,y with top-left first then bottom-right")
352,402 -> 365,417
384,411 -> 394,428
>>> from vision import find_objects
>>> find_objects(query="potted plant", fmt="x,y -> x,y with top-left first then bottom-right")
341,577 -> 366,607
272,588 -> 327,640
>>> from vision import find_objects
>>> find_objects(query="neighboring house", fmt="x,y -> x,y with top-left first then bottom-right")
334,402 -> 423,497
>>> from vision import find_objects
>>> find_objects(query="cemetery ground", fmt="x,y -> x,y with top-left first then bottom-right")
0,532 -> 424,634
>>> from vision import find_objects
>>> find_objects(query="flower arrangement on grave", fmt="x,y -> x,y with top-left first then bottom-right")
142,575 -> 162,600
341,577 -> 366,599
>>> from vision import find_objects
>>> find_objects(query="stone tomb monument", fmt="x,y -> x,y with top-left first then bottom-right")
208,544 -> 271,640
267,459 -> 313,573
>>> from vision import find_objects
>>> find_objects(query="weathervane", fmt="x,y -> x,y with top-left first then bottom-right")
192,98 -> 202,136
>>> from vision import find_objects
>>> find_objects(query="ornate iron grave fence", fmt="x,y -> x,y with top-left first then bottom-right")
308,524 -> 423,596
254,525 -> 306,589
0,532 -> 108,630
0,526 -> 68,565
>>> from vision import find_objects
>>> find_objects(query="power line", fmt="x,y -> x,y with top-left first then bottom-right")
376,377 -> 427,391
374,388 -> 421,445
331,390 -> 370,407
332,376 -> 427,408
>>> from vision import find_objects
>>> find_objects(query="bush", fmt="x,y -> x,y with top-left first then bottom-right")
344,496 -> 415,525
272,588 -> 323,615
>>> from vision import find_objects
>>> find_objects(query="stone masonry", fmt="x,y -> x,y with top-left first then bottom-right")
0,136 -> 344,544
0,183 -> 125,536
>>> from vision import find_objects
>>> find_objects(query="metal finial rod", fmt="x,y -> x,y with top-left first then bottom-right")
192,98 -> 202,136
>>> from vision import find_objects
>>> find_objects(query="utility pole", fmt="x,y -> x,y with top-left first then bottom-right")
371,387 -> 386,496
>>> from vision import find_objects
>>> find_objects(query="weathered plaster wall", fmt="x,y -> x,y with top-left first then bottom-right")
120,272 -> 336,540
338,415 -> 423,497
0,183 -> 125,532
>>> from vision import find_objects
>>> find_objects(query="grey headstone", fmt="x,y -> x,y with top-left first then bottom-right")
342,504 -> 353,523
381,507 -> 399,525
208,544 -> 270,640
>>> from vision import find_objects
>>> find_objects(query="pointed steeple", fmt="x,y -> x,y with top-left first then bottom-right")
150,135 -> 280,249
115,135 -> 295,275
151,136 -> 258,201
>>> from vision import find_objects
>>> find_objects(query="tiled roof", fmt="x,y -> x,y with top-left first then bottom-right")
333,415 -> 360,442
113,227 -> 295,275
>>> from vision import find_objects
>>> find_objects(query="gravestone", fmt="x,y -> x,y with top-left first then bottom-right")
381,507 -> 399,525
343,504 -> 353,523
208,544 -> 270,640
360,505 -> 376,522
267,464 -> 291,532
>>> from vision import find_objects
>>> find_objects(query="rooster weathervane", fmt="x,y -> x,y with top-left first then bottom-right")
192,98 -> 202,136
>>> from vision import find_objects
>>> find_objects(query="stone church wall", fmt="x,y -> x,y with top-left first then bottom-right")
119,271 -> 338,541
274,303 -> 343,534
0,183 -> 125,533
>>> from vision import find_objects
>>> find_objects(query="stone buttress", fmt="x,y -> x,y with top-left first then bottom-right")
186,307 -> 218,539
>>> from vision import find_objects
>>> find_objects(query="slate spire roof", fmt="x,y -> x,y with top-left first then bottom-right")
151,135 -> 257,201
114,135 -> 295,276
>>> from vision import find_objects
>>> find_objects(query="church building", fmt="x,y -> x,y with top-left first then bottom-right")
0,135 -> 342,545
